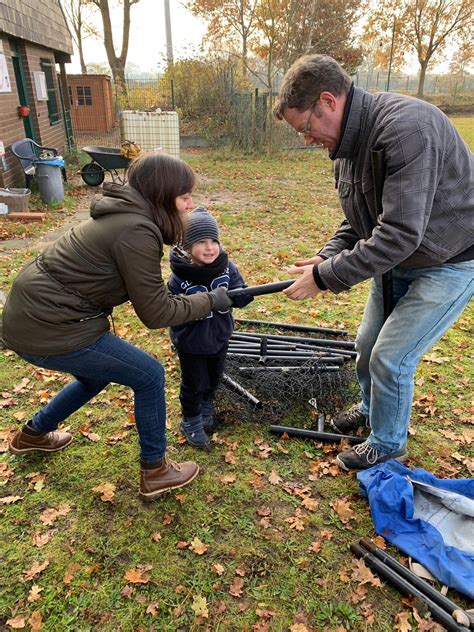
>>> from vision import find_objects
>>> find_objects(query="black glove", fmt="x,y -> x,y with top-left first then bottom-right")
208,286 -> 233,311
229,292 -> 254,308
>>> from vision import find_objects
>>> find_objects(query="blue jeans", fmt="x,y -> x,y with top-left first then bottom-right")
355,261 -> 473,454
20,333 -> 167,464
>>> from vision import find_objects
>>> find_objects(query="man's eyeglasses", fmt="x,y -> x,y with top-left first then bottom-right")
298,102 -> 318,136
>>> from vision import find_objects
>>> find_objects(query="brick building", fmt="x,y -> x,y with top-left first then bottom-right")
0,0 -> 73,188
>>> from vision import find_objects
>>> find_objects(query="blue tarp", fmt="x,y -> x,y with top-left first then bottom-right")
357,460 -> 474,598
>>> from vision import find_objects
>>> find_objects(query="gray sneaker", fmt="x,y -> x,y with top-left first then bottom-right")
331,406 -> 369,434
336,441 -> 407,472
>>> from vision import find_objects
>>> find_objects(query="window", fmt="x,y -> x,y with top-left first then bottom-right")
40,59 -> 60,124
76,85 -> 92,106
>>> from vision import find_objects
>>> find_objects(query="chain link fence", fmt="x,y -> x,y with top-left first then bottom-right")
69,69 -> 473,157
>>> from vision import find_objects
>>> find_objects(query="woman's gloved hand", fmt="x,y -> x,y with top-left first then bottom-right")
208,286 -> 233,311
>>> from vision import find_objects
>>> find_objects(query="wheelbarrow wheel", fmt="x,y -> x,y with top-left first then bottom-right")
81,163 -> 105,187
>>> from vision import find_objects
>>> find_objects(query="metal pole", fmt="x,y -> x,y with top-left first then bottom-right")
386,17 -> 396,91
164,0 -> 174,65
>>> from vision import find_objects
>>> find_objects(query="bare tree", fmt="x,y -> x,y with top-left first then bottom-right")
89,0 -> 141,97
61,0 -> 99,73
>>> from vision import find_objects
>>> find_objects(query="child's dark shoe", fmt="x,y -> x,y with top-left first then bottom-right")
201,397 -> 217,434
180,415 -> 211,450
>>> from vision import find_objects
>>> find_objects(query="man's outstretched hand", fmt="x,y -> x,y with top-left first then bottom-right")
283,256 -> 326,300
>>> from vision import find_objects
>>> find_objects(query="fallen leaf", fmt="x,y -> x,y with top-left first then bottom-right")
28,610 -> 43,632
39,503 -> 71,526
23,559 -> 50,581
331,498 -> 355,524
32,529 -> 56,547
63,562 -> 81,584
268,469 -> 282,485
146,601 -> 159,616
162,513 -> 175,525
395,611 -> 412,631
91,483 -> 115,503
308,540 -> 321,553
301,497 -> 319,512
213,563 -> 225,575
6,615 -> 25,628
351,559 -> 382,587
189,537 -> 208,555
124,568 -> 151,584
220,474 -> 236,484
229,576 -> 244,597
151,532 -> 162,543
0,495 -> 23,505
28,585 -> 43,603
191,594 -> 208,618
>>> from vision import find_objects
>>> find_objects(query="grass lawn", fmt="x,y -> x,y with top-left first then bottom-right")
0,120 -> 472,631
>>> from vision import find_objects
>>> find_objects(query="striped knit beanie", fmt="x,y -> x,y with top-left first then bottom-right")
182,206 -> 220,249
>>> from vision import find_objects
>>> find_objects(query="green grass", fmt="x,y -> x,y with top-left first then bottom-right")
0,119 -> 472,630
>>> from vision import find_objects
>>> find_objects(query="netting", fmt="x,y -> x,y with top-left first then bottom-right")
215,321 -> 359,428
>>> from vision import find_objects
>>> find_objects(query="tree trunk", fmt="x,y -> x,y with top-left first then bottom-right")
92,0 -> 136,102
417,61 -> 428,98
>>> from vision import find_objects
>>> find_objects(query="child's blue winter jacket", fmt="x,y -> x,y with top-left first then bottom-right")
168,247 -> 251,355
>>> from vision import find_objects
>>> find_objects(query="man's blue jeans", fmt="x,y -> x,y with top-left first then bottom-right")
20,333 -> 167,464
355,261 -> 473,454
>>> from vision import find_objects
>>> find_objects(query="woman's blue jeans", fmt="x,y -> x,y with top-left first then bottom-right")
20,333 -> 167,464
355,260 -> 473,454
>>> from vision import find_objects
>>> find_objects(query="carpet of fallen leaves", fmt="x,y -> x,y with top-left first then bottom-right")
1,145 -> 473,631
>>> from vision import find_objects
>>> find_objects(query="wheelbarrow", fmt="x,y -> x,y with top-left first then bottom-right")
80,146 -> 132,186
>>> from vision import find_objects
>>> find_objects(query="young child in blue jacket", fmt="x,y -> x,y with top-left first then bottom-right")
168,207 -> 252,449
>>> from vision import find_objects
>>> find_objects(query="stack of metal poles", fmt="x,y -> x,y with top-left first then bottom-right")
351,539 -> 474,631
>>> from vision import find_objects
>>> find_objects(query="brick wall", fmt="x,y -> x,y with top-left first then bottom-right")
0,36 -> 27,188
0,36 -> 68,188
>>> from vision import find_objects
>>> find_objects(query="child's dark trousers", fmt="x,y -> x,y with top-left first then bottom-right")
177,346 -> 228,418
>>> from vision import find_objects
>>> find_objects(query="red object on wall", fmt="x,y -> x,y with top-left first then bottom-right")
17,105 -> 31,118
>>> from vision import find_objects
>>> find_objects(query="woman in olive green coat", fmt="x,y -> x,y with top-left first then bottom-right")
3,153 -> 232,501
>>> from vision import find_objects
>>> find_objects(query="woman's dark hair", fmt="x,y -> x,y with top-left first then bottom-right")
127,153 -> 196,244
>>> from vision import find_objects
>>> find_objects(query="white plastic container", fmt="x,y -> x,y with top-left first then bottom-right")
120,111 -> 180,157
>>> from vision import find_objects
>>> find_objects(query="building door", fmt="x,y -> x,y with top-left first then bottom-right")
10,40 -> 36,141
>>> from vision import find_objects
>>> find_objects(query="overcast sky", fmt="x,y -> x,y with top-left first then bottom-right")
68,0 -> 208,73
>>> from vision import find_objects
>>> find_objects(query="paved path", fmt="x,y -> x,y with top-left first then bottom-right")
0,207 -> 90,254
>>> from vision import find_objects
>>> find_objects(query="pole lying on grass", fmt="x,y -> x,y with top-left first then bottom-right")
269,424 -> 365,445
359,539 -> 474,630
238,366 -> 343,374
231,331 -> 356,350
351,541 -> 471,632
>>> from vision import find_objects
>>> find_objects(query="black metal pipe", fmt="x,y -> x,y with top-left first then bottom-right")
235,318 -> 348,337
227,351 -> 344,364
230,336 -> 357,359
359,539 -> 474,629
351,543 -> 469,632
227,280 -> 294,298
269,425 -> 365,445
221,374 -> 262,408
231,331 -> 356,350
238,366 -> 343,373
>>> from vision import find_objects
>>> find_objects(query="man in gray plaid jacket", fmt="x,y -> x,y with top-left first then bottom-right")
274,54 -> 473,471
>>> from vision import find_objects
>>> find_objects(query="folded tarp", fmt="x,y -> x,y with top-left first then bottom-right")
357,460 -> 474,598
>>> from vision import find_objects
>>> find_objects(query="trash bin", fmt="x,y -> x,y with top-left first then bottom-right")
34,157 -> 65,203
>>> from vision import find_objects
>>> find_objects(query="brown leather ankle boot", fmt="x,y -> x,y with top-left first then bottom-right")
9,424 -> 73,455
139,456 -> 199,502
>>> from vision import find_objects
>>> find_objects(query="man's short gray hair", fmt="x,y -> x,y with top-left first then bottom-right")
274,54 -> 352,120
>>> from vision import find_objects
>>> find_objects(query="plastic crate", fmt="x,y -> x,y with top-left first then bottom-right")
0,188 -> 31,214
